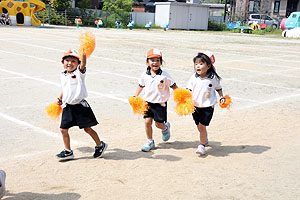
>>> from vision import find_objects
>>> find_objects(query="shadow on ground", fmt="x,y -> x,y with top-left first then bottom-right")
3,191 -> 80,200
72,141 -> 270,161
75,146 -> 181,161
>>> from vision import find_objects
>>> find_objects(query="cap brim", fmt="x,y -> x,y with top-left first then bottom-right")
147,55 -> 162,58
62,55 -> 80,60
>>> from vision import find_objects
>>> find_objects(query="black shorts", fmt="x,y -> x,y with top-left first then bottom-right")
144,102 -> 167,123
192,106 -> 214,126
60,100 -> 98,129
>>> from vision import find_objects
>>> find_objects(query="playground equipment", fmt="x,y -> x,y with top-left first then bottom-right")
95,18 -> 103,29
280,18 -> 287,31
115,19 -> 121,29
226,21 -> 241,29
282,27 -> 300,38
145,21 -> 152,30
162,24 -> 169,31
284,12 -> 300,30
227,21 -> 252,33
75,16 -> 82,28
127,20 -> 135,30
0,0 -> 45,26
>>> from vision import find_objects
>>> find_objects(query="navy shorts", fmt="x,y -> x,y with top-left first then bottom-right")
60,100 -> 98,129
192,106 -> 214,126
144,102 -> 167,123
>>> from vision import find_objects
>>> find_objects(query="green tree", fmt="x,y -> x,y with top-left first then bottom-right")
102,0 -> 132,23
77,0 -> 93,9
50,0 -> 73,11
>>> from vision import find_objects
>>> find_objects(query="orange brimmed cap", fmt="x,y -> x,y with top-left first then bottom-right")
203,51 -> 215,64
147,48 -> 162,58
62,49 -> 80,62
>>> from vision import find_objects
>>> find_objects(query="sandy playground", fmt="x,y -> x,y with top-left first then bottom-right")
0,26 -> 300,200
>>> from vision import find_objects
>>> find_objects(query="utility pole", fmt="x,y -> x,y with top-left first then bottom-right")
224,0 -> 227,22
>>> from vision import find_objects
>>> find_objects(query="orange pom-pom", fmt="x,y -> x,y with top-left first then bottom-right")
173,88 -> 192,103
45,102 -> 62,121
79,31 -> 95,58
128,96 -> 149,116
175,98 -> 195,116
219,95 -> 232,109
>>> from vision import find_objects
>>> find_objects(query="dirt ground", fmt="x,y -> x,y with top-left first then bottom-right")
0,25 -> 300,200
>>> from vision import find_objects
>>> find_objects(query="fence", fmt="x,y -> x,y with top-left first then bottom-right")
130,12 -> 155,25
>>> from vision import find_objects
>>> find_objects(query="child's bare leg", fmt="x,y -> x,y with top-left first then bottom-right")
84,127 -> 101,146
60,128 -> 71,150
145,118 -> 153,139
197,123 -> 207,146
155,122 -> 167,130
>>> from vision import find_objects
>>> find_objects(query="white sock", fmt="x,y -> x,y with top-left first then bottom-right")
147,139 -> 153,143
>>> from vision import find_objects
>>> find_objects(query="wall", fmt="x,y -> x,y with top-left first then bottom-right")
130,12 -> 155,25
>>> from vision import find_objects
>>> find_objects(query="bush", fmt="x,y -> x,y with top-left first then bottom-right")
208,19 -> 226,31
252,29 -> 265,35
35,7 -> 72,25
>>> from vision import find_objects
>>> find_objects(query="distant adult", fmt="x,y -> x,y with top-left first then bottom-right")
0,13 -> 5,25
4,13 -> 11,25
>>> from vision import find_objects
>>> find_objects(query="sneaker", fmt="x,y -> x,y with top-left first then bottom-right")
161,122 -> 170,142
0,170 -> 6,199
141,140 -> 155,152
196,144 -> 205,155
56,149 -> 74,161
94,141 -> 108,158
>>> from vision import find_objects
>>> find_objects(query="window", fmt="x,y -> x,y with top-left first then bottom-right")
274,1 -> 280,13
266,16 -> 273,20
249,1 -> 260,12
249,1 -> 254,12
252,15 -> 260,19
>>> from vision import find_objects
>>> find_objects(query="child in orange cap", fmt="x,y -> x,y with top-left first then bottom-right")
56,49 -> 107,161
186,51 -> 225,155
133,48 -> 178,152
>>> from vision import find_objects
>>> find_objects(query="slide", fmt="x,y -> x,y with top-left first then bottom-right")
29,0 -> 45,26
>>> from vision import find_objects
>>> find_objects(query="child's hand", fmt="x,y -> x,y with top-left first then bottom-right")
219,97 -> 225,104
57,98 -> 62,105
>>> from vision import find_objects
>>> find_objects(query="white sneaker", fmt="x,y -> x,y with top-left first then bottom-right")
196,144 -> 205,155
0,170 -> 6,199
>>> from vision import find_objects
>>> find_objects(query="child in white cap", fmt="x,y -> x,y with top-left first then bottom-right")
56,49 -> 107,160
186,51 -> 225,155
134,48 -> 178,152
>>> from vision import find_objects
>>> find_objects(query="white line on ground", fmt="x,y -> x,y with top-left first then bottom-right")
0,111 -> 81,146
237,93 -> 300,110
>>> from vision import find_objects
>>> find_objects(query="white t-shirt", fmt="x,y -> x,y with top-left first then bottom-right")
186,73 -> 222,108
60,66 -> 88,105
139,67 -> 176,103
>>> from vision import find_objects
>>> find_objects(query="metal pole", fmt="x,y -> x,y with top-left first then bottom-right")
48,6 -> 50,25
65,10 -> 67,25
224,0 -> 227,22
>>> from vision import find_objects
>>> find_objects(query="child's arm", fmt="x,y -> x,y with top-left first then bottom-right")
80,51 -> 87,71
134,86 -> 143,96
217,89 -> 225,104
171,84 -> 178,90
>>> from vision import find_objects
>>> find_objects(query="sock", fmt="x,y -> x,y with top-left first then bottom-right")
97,142 -> 103,148
147,139 -> 153,143
65,149 -> 72,152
